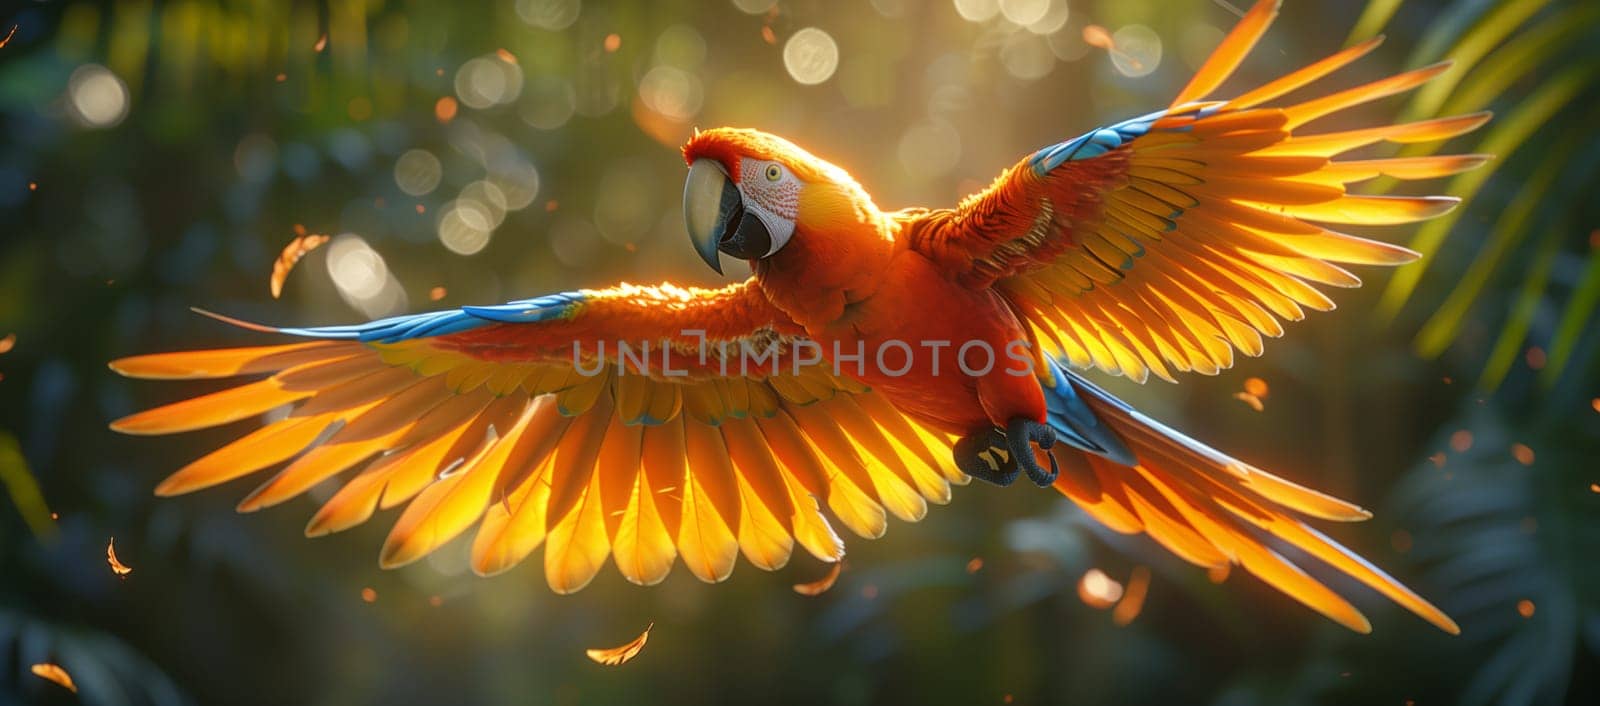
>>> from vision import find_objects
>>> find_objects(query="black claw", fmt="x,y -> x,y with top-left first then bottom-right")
1005,417 -> 1059,488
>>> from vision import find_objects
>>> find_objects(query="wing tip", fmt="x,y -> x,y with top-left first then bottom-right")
190,306 -> 283,334
152,477 -> 188,497
378,540 -> 422,570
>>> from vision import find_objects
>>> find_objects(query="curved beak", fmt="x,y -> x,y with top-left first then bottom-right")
683,159 -> 741,275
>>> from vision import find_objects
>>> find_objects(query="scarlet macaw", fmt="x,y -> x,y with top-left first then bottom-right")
111,0 -> 1484,634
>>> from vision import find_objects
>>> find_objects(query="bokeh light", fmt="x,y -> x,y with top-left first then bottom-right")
783,28 -> 840,86
639,66 -> 705,121
455,56 -> 524,110
325,234 -> 407,317
486,158 -> 541,211
519,77 -> 577,129
1110,24 -> 1163,77
394,149 -> 443,197
515,0 -> 581,31
66,64 -> 129,129
437,200 -> 496,255
953,0 -> 1000,23
654,25 -> 708,69
732,0 -> 778,15
1023,0 -> 1069,34
1000,31 -> 1056,80
999,0 -> 1051,26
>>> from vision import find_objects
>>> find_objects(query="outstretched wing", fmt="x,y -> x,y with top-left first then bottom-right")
110,281 -> 960,592
905,0 -> 1489,383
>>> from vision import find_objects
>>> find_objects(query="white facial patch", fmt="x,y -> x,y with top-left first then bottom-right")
738,157 -> 800,256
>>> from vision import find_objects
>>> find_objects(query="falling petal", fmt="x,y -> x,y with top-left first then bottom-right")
270,233 -> 331,299
761,26 -> 776,44
107,537 -> 132,577
1516,599 -> 1535,618
1449,430 -> 1473,452
1112,566 -> 1151,625
1206,564 -> 1230,584
586,623 -> 653,666
604,34 -> 622,52
1511,443 -> 1535,466
314,33 -> 328,52
1243,376 -> 1269,398
0,333 -> 14,354
496,48 -> 518,64
1428,452 -> 1447,468
1588,483 -> 1599,493
0,25 -> 17,49
361,587 -> 378,603
1082,24 -> 1113,50
1233,391 -> 1264,412
435,96 -> 458,123
429,286 -> 448,301
965,556 -> 984,574
792,562 -> 843,596
1077,568 -> 1123,609
31,663 -> 77,693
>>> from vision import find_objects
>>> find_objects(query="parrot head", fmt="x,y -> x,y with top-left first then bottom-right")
681,127 -> 876,275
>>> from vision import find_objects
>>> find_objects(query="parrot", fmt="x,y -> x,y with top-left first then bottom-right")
110,0 -> 1486,635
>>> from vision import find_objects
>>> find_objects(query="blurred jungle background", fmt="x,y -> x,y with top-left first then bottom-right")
2,0 -> 1599,704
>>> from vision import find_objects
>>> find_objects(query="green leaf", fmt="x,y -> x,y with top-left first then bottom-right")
1345,0 -> 1405,45
1437,3 -> 1600,119
1377,65 -> 1598,320
0,430 -> 56,540
1478,226 -> 1562,391
1399,0 -> 1556,123
1541,248 -> 1600,387
1411,140 -> 1568,358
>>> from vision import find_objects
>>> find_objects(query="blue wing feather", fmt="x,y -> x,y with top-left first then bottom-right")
269,291 -> 588,343
1027,107 -> 1201,176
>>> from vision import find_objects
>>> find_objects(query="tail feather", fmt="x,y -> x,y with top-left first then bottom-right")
1045,366 -> 1459,634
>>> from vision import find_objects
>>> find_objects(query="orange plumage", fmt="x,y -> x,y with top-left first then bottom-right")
111,1 -> 1477,634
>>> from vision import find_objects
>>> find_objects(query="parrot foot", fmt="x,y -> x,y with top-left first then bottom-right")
1006,417 -> 1060,488
952,427 -> 1019,486
952,419 -> 1060,488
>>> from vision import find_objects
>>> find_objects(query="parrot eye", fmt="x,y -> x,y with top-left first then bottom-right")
764,164 -> 783,181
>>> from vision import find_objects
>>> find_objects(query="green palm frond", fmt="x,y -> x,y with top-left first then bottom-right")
1355,0 -> 1600,391
0,431 -> 55,541
1389,409 -> 1600,706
